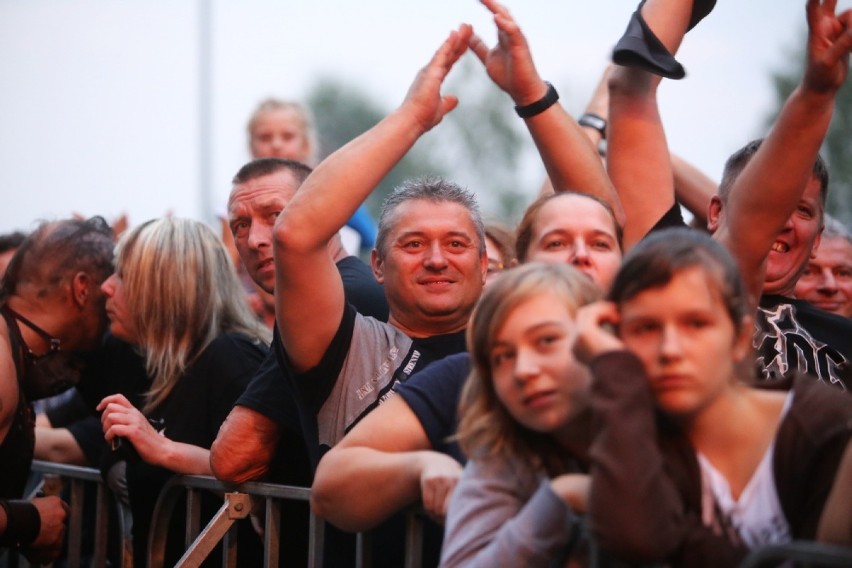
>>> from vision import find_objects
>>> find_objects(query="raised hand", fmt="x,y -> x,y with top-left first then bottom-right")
401,24 -> 473,133
804,0 -> 852,94
468,0 -> 547,105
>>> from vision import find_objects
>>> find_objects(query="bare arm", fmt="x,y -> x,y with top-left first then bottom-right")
311,395 -> 461,531
210,405 -> 279,484
98,394 -> 212,476
715,0 -> 852,302
606,0 -> 693,250
34,426 -> 87,466
0,334 -> 18,444
671,154 -> 716,228
469,0 -> 623,225
273,25 -> 472,373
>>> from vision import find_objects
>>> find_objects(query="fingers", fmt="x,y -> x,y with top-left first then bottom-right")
96,393 -> 130,412
468,32 -> 490,64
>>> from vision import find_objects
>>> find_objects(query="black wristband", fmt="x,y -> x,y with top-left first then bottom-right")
0,499 -> 41,547
514,82 -> 559,119
578,113 -> 607,138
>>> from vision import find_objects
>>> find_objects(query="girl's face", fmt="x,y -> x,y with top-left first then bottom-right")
490,292 -> 591,444
526,194 -> 621,291
249,109 -> 311,162
101,272 -> 139,344
618,266 -> 751,418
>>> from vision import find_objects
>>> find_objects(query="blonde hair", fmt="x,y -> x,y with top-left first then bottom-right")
457,262 -> 600,475
247,98 -> 318,165
115,218 -> 270,413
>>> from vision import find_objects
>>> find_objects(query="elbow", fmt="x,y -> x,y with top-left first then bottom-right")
273,212 -> 315,256
210,439 -> 268,484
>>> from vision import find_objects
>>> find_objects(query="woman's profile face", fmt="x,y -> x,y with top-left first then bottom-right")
525,194 -> 621,291
249,109 -> 311,162
101,272 -> 139,344
489,292 -> 591,444
617,266 -> 750,418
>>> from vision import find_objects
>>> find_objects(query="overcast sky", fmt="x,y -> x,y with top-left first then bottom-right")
0,0 -> 834,234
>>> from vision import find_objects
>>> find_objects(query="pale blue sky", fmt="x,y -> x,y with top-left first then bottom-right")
0,0 -> 833,233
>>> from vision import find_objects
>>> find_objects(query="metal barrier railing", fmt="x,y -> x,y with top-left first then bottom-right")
148,474 -> 427,568
27,459 -> 132,568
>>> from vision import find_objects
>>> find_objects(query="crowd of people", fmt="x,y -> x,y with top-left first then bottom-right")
2,0 -> 852,566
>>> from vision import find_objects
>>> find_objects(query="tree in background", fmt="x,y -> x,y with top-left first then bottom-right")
768,36 -> 852,225
307,78 -> 448,219
306,58 -> 540,226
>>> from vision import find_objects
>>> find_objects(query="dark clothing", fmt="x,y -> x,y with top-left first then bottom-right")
756,294 -> 851,392
0,306 -> 35,499
45,389 -> 108,467
336,255 -> 388,322
0,367 -> 34,500
105,333 -> 266,568
394,352 -> 471,463
646,219 -> 852,392
588,350 -> 852,567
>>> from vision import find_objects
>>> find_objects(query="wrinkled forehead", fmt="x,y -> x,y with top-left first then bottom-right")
384,198 -> 480,237
228,174 -> 298,215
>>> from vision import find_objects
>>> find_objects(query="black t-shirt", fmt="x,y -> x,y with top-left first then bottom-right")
337,255 -> 388,322
756,295 -> 851,392
394,352 -> 471,463
118,332 -> 266,568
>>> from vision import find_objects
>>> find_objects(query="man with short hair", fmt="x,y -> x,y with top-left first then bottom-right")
266,26 -> 482,568
1,217 -> 113,563
211,157 -> 388,484
795,215 -> 852,319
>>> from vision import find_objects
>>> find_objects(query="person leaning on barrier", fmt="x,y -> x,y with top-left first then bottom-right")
311,0 -> 624,563
95,218 -> 269,568
0,217 -> 114,563
259,24 -> 486,568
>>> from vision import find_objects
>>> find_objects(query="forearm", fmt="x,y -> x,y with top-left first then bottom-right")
275,109 -> 425,254
34,426 -> 87,466
149,439 -> 211,476
442,464 -> 578,568
311,447 -> 428,532
606,67 -> 676,249
588,351 -> 683,562
723,86 -> 834,245
523,103 -> 624,226
210,407 -> 276,483
671,153 -> 715,225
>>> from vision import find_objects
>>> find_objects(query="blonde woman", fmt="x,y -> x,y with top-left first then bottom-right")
96,218 -> 269,567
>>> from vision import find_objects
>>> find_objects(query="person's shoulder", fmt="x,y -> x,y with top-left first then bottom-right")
196,332 -> 268,371
786,374 -> 852,436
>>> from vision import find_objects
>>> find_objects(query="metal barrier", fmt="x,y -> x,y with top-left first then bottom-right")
26,460 -> 132,568
148,474 -> 427,568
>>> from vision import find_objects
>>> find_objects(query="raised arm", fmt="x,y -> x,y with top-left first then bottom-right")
714,0 -> 852,302
606,0 -> 695,249
273,25 -> 472,373
469,0 -> 624,226
311,395 -> 460,531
